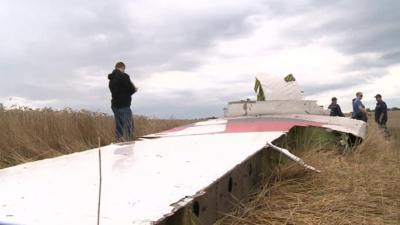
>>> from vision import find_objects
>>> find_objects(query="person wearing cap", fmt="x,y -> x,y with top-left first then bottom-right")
328,97 -> 345,117
374,94 -> 388,129
352,92 -> 368,122
108,62 -> 138,141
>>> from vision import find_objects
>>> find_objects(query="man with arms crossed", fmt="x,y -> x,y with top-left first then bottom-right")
352,92 -> 368,122
108,62 -> 138,141
374,94 -> 388,131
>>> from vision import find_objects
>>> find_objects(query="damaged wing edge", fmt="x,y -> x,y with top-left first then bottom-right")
266,142 -> 321,173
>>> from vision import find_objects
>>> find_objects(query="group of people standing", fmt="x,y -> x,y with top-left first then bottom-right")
107,61 -> 390,142
328,92 -> 388,129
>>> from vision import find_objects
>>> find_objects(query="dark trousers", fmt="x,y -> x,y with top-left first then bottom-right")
112,106 -> 134,142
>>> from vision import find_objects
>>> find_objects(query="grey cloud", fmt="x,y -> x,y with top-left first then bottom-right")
1,0 -> 399,118
379,49 -> 400,66
344,50 -> 400,71
303,80 -> 360,96
254,0 -> 400,73
0,0 -> 262,116
255,0 -> 400,96
329,1 -> 400,55
274,0 -> 400,69
303,67 -> 389,96
134,100 -> 224,119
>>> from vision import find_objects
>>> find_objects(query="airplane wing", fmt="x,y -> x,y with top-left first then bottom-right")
0,115 -> 366,225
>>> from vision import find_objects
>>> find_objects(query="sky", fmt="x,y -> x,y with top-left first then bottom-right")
1,0 -> 399,118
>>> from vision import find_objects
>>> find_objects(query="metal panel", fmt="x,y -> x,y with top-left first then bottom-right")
157,143 -> 283,225
226,100 -> 328,117
192,186 -> 217,225
256,74 -> 303,100
98,132 -> 284,225
0,149 -> 101,225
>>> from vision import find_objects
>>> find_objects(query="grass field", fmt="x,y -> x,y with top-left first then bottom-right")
0,107 -> 195,169
217,111 -> 400,225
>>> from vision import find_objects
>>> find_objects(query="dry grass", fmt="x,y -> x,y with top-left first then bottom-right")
0,107 -> 195,169
217,112 -> 400,225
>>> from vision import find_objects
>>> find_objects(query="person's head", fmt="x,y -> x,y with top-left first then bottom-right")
356,92 -> 363,100
115,62 -> 126,73
331,97 -> 337,103
375,94 -> 382,102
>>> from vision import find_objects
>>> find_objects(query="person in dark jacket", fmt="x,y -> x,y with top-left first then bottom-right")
108,62 -> 137,141
328,97 -> 345,117
374,94 -> 388,129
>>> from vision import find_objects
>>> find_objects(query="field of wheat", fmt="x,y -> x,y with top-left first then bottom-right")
217,111 -> 400,225
0,107 -> 195,169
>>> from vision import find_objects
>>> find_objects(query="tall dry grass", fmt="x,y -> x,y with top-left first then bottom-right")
0,107 -> 195,169
217,112 -> 400,225
388,111 -> 400,147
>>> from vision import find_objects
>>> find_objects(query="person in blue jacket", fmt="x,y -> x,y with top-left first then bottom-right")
352,92 -> 368,122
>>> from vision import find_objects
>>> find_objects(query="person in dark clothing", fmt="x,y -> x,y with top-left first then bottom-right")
328,97 -> 345,117
374,94 -> 388,129
108,62 -> 138,141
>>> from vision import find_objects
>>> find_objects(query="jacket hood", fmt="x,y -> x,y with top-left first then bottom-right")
108,69 -> 121,80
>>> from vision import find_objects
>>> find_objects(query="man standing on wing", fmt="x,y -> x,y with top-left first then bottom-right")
328,97 -> 345,117
374,94 -> 388,130
108,62 -> 138,141
352,92 -> 368,122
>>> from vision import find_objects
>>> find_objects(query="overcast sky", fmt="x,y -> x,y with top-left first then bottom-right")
1,0 -> 399,118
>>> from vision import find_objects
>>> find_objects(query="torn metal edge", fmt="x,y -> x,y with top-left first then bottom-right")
265,141 -> 321,173
153,191 -> 206,224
